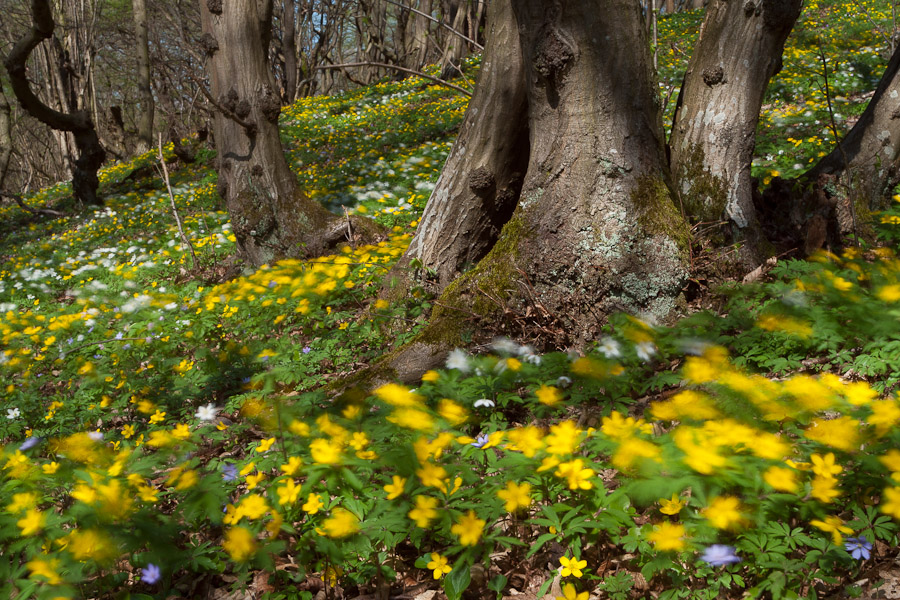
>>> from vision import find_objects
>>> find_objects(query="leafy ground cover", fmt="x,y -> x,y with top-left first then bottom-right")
2,3 -> 900,599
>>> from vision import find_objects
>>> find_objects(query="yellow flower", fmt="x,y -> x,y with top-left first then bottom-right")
302,493 -> 324,514
384,475 -> 407,500
810,515 -> 853,544
388,407 -> 436,431
658,494 -> 685,515
246,472 -> 266,490
421,370 -> 440,382
276,479 -> 300,506
66,528 -> 115,562
810,453 -> 842,478
703,496 -> 744,529
810,475 -> 841,503
310,438 -> 343,464
322,507 -> 359,538
451,510 -> 485,546
426,552 -> 452,579
558,556 -> 587,578
374,383 -> 423,407
255,437 -> 276,453
556,583 -> 589,600
7,492 -> 38,513
497,481 -> 532,512
438,399 -> 468,425
554,459 -> 594,490
804,417 -> 860,452
41,461 -> 59,474
416,461 -> 448,492
121,424 -> 135,439
882,487 -> 900,519
536,385 -> 562,406
280,456 -> 303,476
223,526 -> 257,561
764,466 -> 799,492
408,495 -> 440,528
17,508 -> 45,536
149,410 -> 166,424
647,522 -> 686,551
26,557 -> 62,585
545,421 -> 583,456
506,426 -> 545,457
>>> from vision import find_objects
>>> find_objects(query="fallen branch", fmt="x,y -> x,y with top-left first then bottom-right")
0,189 -> 67,217
316,62 -> 472,97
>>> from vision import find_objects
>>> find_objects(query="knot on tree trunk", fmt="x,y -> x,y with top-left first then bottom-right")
206,0 -> 223,14
258,86 -> 282,123
702,66 -> 725,86
468,167 -> 496,196
533,30 -> 574,82
199,32 -> 219,55
235,99 -> 251,119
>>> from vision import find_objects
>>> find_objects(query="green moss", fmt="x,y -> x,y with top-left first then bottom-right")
675,143 -> 728,222
417,210 -> 531,347
631,174 -> 692,258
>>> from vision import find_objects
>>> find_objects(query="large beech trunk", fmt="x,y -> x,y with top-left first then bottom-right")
393,0 -> 688,358
132,0 -> 154,152
201,0 -> 345,267
669,0 -> 801,265
399,0 -> 528,292
4,0 -> 106,206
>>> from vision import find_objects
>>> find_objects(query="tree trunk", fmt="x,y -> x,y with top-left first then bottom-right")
282,0 -> 298,103
804,44 -> 900,214
439,0 -> 468,79
0,86 -> 12,190
392,0 -> 688,362
133,0 -> 154,152
669,0 -> 802,266
200,0 -> 363,266
395,0 -> 528,293
4,0 -> 106,206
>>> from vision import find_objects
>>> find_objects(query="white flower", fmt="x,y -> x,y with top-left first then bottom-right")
491,337 -> 519,354
6,407 -> 20,420
556,376 -> 572,388
445,349 -> 470,373
598,337 -> 622,359
196,403 -> 220,422
635,341 -> 657,362
87,431 -> 104,442
473,399 -> 495,408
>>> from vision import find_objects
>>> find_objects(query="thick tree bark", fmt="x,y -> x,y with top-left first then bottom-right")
133,0 -> 154,152
3,0 -> 106,206
390,0 -> 688,368
669,0 -> 801,266
396,0 -> 528,293
201,0 -> 371,266
0,86 -> 11,190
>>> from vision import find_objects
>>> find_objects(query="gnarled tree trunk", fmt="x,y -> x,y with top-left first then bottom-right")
389,0 -> 688,372
669,0 -> 802,267
200,0 -> 351,267
3,0 -> 106,206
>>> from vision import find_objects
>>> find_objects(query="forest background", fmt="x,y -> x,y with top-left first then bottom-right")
3,1 -> 900,600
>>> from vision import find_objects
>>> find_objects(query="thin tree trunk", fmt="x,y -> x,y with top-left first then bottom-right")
0,86 -> 12,190
133,0 -> 154,151
669,0 -> 802,266
283,0 -> 298,103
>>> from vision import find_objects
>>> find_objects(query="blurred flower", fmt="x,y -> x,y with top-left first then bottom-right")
196,403 -> 220,421
474,399 -> 495,408
6,408 -> 20,420
221,464 -> 238,482
659,494 -> 685,515
446,349 -> 470,372
700,545 -> 741,566
471,433 -> 490,448
635,341 -> 657,362
844,536 -> 872,560
19,437 -> 42,451
556,583 -> 588,600
598,337 -> 622,359
141,563 -> 161,584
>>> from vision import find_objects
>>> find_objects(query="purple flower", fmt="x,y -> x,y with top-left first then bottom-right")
302,346 -> 312,354
700,545 -> 741,566
141,563 -> 161,584
844,536 -> 872,560
221,464 -> 238,482
471,433 -> 489,448
19,437 -> 42,451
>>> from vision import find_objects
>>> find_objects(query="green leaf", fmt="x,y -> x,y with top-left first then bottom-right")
444,563 -> 471,600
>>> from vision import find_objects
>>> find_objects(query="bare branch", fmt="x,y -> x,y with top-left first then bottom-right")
316,61 -> 472,97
